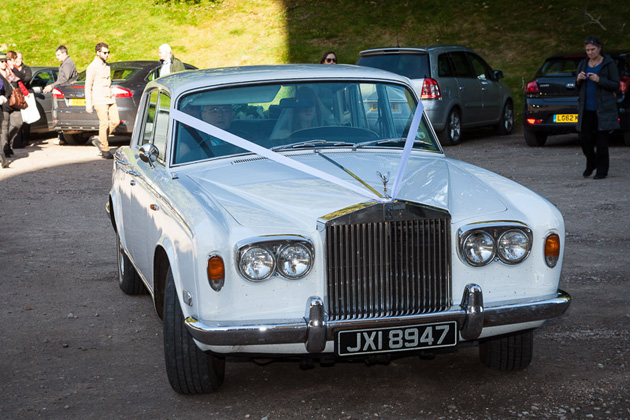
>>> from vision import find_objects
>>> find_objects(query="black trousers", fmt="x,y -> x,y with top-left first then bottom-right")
580,110 -> 610,177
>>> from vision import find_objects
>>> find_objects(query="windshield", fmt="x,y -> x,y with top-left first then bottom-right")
173,81 -> 439,164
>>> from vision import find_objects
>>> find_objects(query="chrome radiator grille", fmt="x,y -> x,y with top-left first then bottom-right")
325,202 -> 451,320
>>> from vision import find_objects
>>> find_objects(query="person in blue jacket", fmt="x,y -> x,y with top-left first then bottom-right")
576,35 -> 620,180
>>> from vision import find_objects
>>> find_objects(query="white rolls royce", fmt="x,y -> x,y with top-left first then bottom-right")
107,64 -> 571,394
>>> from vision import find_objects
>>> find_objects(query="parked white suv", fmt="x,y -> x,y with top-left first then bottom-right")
358,46 -> 514,145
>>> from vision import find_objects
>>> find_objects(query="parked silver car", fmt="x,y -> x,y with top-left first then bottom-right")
358,46 -> 514,145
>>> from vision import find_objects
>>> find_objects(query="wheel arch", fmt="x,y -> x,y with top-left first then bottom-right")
153,245 -> 170,320
108,195 -> 117,232
443,102 -> 462,126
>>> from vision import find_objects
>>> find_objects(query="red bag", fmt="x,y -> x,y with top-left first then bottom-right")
18,81 -> 29,96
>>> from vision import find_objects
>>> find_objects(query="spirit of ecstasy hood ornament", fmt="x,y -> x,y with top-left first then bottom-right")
377,171 -> 391,198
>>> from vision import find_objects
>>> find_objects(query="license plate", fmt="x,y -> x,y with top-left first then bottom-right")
553,114 -> 578,123
69,98 -> 86,106
336,321 -> 457,356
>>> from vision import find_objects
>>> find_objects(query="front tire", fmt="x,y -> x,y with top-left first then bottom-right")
495,101 -> 514,135
524,129 -> 547,147
479,329 -> 534,370
164,268 -> 225,394
116,233 -> 145,295
437,108 -> 462,146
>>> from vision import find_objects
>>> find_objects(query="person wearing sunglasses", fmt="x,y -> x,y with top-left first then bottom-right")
85,42 -> 119,159
576,35 -> 620,180
319,51 -> 338,64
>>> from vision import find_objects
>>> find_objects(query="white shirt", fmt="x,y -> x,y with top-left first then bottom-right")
160,60 -> 171,77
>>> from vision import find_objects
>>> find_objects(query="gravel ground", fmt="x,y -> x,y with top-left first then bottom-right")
0,129 -> 629,419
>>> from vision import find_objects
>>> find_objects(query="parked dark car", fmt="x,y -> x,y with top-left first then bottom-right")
523,51 -> 630,146
357,46 -> 514,146
27,66 -> 59,134
52,60 -> 196,144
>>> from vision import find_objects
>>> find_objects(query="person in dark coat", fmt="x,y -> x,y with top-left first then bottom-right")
576,35 -> 620,179
0,72 -> 11,168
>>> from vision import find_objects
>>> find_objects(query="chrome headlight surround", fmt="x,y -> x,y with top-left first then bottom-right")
458,222 -> 532,267
236,236 -> 314,282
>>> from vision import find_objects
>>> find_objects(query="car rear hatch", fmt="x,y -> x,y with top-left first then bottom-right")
529,55 -> 584,99
357,48 -> 431,94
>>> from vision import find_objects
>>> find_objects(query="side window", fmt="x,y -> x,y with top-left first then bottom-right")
153,93 -> 171,161
147,70 -> 158,82
437,54 -> 454,77
31,71 -> 54,88
140,90 -> 159,146
450,52 -> 474,78
469,54 -> 492,81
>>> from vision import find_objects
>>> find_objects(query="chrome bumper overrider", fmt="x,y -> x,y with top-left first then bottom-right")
185,284 -> 571,353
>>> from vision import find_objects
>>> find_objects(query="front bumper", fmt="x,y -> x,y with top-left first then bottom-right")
185,284 -> 571,353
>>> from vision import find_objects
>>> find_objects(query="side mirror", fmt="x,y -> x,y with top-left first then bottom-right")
138,143 -> 159,168
494,70 -> 504,80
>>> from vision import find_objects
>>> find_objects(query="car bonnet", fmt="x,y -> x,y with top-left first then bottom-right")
184,151 -> 508,229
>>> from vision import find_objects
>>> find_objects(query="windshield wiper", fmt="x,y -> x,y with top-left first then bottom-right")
353,138 -> 433,150
271,140 -> 354,151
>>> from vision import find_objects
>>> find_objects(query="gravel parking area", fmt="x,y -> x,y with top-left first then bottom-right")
1,130 -> 628,419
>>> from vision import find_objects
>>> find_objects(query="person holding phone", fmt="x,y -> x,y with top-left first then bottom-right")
576,35 -> 620,179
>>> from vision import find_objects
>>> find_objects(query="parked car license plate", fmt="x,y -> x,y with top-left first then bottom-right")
69,98 -> 86,106
336,321 -> 457,356
553,114 -> 578,123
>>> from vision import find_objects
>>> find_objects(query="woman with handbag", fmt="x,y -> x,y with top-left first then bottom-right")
0,52 -> 24,159
11,51 -> 35,149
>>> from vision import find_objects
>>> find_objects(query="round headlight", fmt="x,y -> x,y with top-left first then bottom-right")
462,231 -> 495,266
498,230 -> 530,264
239,247 -> 274,281
277,244 -> 313,279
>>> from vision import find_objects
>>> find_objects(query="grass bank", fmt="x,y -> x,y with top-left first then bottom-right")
4,0 -> 629,122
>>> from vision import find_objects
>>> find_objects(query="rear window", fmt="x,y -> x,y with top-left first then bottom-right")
77,66 -> 143,82
358,53 -> 430,79
538,57 -> 583,76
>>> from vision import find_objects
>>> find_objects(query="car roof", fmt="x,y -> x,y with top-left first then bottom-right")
149,64 -> 416,97
30,66 -> 58,71
544,51 -> 629,60
359,45 -> 473,56
108,60 -> 160,67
